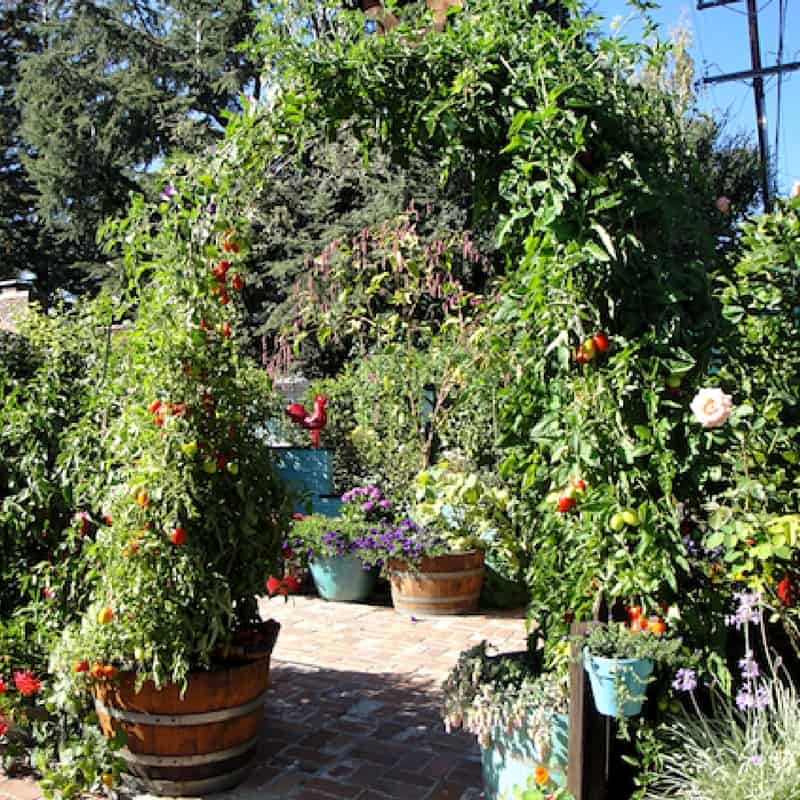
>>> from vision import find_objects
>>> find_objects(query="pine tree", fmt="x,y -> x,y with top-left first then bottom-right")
0,1 -> 44,284
14,0 -> 261,284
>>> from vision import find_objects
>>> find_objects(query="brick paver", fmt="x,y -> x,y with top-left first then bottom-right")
0,592 -> 527,800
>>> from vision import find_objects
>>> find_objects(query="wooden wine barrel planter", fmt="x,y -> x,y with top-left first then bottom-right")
93,654 -> 274,796
388,550 -> 485,616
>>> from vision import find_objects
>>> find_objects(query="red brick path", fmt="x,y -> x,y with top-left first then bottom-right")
0,594 -> 527,800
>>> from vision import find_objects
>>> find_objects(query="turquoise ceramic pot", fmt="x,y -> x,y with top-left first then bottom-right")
584,650 -> 653,718
309,554 -> 377,603
481,712 -> 569,799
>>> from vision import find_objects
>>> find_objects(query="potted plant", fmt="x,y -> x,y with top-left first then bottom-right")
581,619 -> 681,719
289,486 -> 394,602
44,190 -> 293,795
442,641 -> 569,799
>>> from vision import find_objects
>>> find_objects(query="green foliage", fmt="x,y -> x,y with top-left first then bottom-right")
44,182 -> 292,693
643,680 -> 800,800
441,640 -> 567,750
581,623 -> 682,663
0,304 -> 112,618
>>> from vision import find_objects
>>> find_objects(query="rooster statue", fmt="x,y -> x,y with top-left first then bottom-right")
286,394 -> 328,448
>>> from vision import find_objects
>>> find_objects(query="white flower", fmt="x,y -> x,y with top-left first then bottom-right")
691,388 -> 733,428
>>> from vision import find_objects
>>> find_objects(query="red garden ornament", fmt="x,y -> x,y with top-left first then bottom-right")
285,394 -> 328,448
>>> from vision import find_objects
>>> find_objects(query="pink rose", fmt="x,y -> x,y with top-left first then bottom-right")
691,388 -> 733,428
715,196 -> 731,215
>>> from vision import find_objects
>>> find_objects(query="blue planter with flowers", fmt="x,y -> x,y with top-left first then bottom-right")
480,712 -> 569,799
584,650 -> 653,718
309,554 -> 377,602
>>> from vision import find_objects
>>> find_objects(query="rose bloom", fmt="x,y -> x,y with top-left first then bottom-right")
14,670 -> 42,697
690,388 -> 733,428
715,195 -> 731,215
534,766 -> 549,786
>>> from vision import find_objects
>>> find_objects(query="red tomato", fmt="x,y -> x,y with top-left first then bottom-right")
169,527 -> 186,546
266,576 -> 282,595
557,496 -> 576,513
148,400 -> 162,415
231,273 -> 243,292
593,333 -> 609,352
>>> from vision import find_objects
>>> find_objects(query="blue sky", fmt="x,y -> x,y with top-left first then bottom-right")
589,1 -> 798,199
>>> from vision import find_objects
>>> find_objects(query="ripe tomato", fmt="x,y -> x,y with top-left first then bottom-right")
170,527 -> 186,546
649,619 -> 666,635
136,489 -> 149,508
557,496 -> 576,513
97,607 -> 114,625
74,660 -> 90,674
266,576 -> 282,595
572,478 -> 587,492
222,321 -> 232,338
231,273 -> 243,292
219,291 -> 230,305
148,400 -> 162,415
592,332 -> 609,352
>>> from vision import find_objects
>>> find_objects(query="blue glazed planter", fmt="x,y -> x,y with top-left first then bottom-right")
481,712 -> 568,799
584,650 -> 653,718
309,554 -> 377,603
314,495 -> 343,518
272,447 -> 333,514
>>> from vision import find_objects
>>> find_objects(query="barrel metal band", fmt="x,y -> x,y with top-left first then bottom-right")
390,568 -> 484,580
120,737 -> 257,767
122,762 -> 253,797
93,686 -> 268,726
393,592 -> 480,604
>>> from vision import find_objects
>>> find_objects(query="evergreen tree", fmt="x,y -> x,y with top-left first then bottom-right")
14,0 -> 261,284
0,1 -> 44,284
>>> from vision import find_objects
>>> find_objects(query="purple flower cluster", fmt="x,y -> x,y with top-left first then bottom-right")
725,591 -> 762,629
341,486 -> 394,525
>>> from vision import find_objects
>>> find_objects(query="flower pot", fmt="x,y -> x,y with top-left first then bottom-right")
388,550 -> 485,617
481,712 -> 569,799
584,650 -> 653,718
92,623 -> 279,796
309,554 -> 377,602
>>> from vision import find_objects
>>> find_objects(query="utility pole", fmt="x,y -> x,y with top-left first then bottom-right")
697,0 -> 800,211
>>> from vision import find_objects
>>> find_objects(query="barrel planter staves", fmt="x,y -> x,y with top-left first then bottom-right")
93,645 -> 276,796
388,550 -> 485,616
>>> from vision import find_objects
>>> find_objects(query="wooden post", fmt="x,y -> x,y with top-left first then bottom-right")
567,593 -> 630,799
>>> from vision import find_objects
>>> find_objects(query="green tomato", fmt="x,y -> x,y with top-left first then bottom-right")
666,374 -> 682,388
609,513 -> 625,532
202,460 -> 217,474
181,441 -> 197,458
226,461 -> 239,475
622,509 -> 640,527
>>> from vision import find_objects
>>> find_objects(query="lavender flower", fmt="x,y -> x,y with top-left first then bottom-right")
726,591 -> 762,629
672,668 -> 697,693
739,652 -> 760,680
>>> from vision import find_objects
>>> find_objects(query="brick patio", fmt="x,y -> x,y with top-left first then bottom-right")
0,592 -> 527,800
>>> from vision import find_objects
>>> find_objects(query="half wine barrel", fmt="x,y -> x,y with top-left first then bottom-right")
93,646 -> 275,796
388,550 -> 485,616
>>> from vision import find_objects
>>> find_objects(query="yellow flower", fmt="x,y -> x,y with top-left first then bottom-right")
534,766 -> 549,786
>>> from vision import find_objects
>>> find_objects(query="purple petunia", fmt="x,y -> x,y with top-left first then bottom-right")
160,183 -> 176,202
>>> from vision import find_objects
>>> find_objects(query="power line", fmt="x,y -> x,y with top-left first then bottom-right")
697,0 -> 800,210
773,0 -> 787,185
